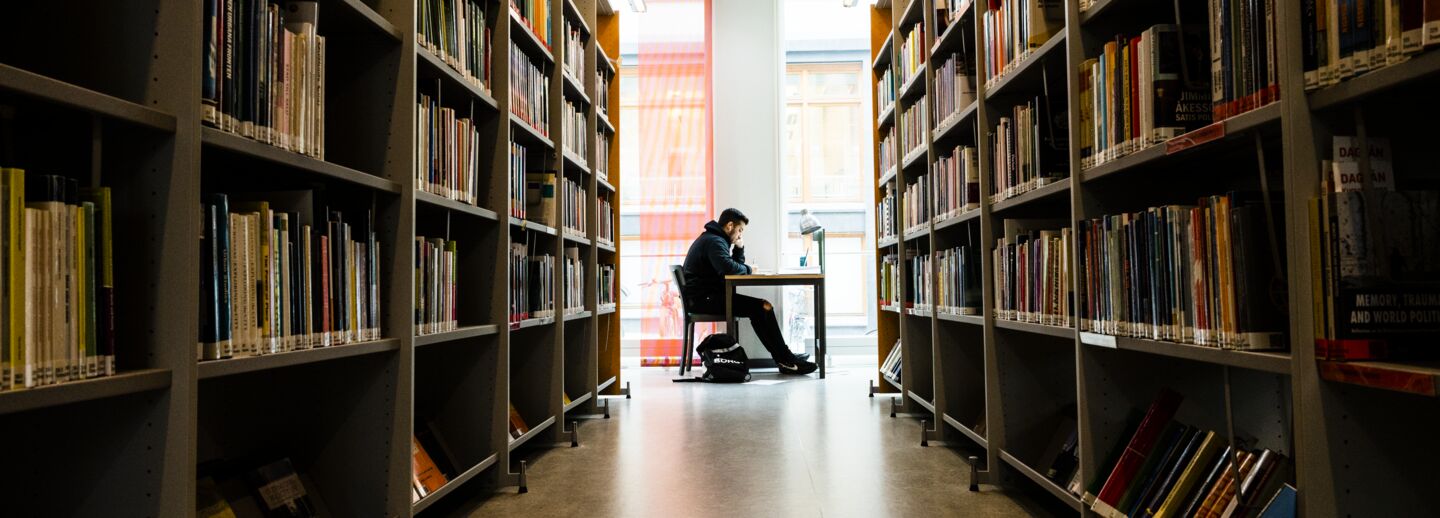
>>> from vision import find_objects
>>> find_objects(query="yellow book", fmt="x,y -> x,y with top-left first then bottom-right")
1154,432 -> 1224,518
73,204 -> 87,379
1,168 -> 21,389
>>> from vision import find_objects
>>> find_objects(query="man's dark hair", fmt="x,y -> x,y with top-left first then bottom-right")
718,208 -> 749,226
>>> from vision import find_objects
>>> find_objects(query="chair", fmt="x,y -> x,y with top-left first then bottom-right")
670,265 -> 726,375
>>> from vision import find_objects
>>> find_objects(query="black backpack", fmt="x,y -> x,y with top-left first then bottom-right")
696,333 -> 751,383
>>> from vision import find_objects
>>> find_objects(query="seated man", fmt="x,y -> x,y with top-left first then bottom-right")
682,208 -> 818,375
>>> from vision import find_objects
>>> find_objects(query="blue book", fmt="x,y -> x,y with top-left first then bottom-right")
1257,483 -> 1297,518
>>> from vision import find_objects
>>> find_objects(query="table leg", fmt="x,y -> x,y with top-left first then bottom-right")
815,280 -> 826,379
725,280 -> 736,339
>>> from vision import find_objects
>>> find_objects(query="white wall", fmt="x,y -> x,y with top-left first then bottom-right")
711,0 -> 786,359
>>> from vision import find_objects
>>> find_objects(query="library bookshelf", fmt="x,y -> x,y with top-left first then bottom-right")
0,0 -> 620,515
871,0 -> 1440,515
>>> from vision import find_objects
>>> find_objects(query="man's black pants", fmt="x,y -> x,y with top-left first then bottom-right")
692,293 -> 799,365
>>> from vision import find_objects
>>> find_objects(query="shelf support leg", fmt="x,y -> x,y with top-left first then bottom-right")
518,460 -> 529,494
570,420 -> 580,447
920,419 -> 929,447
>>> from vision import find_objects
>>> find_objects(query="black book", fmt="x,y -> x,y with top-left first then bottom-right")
1140,428 -> 1209,516
1127,424 -> 1198,516
1115,421 -> 1186,512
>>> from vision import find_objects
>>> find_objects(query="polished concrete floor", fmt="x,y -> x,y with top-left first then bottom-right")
461,362 -> 1054,517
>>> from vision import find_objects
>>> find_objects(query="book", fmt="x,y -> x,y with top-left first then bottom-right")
411,436 -> 449,499
197,476 -> 239,518
1123,424 -> 1198,516
418,0 -> 492,92
1037,415 -> 1079,483
1255,484 -> 1296,518
1097,421 -> 1182,518
982,0 -> 1062,85
509,403 -> 531,439
1154,434 -> 1227,517
1177,446 -> 1239,517
510,40 -> 551,135
988,96 -> 1066,204
416,91 -> 483,205
994,220 -> 1072,326
1092,388 -> 1183,514
564,246 -> 583,314
246,458 -> 322,517
415,236 -> 458,335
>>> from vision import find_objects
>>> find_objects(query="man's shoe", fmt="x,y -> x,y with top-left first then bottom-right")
777,360 -> 818,375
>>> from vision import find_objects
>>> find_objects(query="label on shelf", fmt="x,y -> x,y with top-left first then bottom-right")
1079,332 -> 1117,349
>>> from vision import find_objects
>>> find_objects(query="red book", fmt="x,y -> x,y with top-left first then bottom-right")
1094,388 -> 1184,509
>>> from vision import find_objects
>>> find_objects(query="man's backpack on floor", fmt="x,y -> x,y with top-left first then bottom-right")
695,333 -> 751,383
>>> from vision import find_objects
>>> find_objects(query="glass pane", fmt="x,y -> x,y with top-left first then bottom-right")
806,71 -> 860,98
804,103 -> 862,200
786,72 -> 802,99
784,105 -> 804,201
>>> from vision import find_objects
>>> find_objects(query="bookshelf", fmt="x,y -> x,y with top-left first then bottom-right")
870,0 -> 1440,515
0,0 -> 621,515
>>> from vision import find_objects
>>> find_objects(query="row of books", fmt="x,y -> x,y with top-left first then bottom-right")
878,183 -> 898,243
881,253 -> 902,307
598,195 -> 614,243
1076,193 -> 1285,350
879,126 -> 898,175
877,68 -> 896,116
200,192 -> 382,362
993,223 -> 1071,327
509,243 -> 554,323
898,22 -> 926,87
902,173 -> 934,233
509,141 -> 530,219
201,0 -> 326,159
937,245 -> 982,316
900,97 -> 927,159
418,0 -> 493,94
932,145 -> 981,222
982,0 -> 1062,87
1078,25 -> 1213,170
561,175 -> 586,236
989,97 -> 1065,204
510,42 -> 551,137
0,171 -> 115,390
1085,389 -> 1294,518
564,100 -> 588,166
562,19 -> 586,80
597,68 -> 612,117
598,264 -> 616,310
510,0 -> 551,47
563,246 -> 583,314
416,92 -> 483,206
1302,1 -> 1440,90
1206,0 -> 1280,120
414,236 -> 458,336
881,339 -> 902,382
197,457 -> 326,517
525,171 -> 557,227
910,251 -> 932,311
596,131 -> 612,182
933,53 -> 976,127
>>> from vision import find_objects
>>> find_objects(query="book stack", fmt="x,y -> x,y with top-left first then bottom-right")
201,0 -> 326,158
937,244 -> 981,316
509,243 -> 554,323
878,183 -> 897,243
932,145 -> 980,221
1311,136 -> 1440,360
879,126 -> 898,174
560,176 -> 585,236
933,53 -> 976,127
1302,1 -> 1440,90
525,171 -> 557,227
1077,193 -> 1286,350
598,195 -> 614,243
418,0 -> 492,93
1085,390 -> 1294,518
414,236 -> 458,336
563,246 -> 583,315
1205,0 -> 1279,120
564,100 -> 588,165
510,42 -> 551,136
988,97 -> 1065,204
0,170 -> 116,390
900,97 -> 927,158
416,92 -> 482,205
981,0 -> 1062,87
881,253 -> 901,308
898,22 -> 926,87
993,224 -> 1071,326
510,0 -> 550,47
910,252 -> 932,312
596,131 -> 612,182
598,264 -> 616,311
877,68 -> 896,116
1078,25 -> 1212,170
563,20 -> 585,80
902,173 -> 933,233
881,339 -> 902,382
200,192 -> 382,362
510,140 -> 529,219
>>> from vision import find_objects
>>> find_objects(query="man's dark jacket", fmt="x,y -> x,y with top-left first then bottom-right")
682,220 -> 751,300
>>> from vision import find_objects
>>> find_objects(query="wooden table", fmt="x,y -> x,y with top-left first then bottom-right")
723,274 -> 826,379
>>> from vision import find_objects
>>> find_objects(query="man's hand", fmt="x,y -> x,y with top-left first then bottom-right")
732,235 -> 744,249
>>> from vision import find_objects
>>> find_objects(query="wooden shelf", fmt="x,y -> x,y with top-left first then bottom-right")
411,452 -> 499,514
562,71 -> 590,105
510,113 -> 555,148
198,339 -> 401,380
415,325 -> 500,348
597,44 -> 617,74
1319,360 -> 1440,397
416,191 -> 500,220
901,145 -> 927,170
985,32 -> 1065,99
508,415 -> 558,452
510,217 -> 559,236
597,176 -> 616,192
0,369 -> 171,417
899,70 -> 926,101
563,231 -> 592,245
598,375 -> 618,393
562,0 -> 591,36
938,312 -> 984,326
998,449 -> 1083,512
873,32 -> 894,71
878,166 -> 898,186
563,150 -> 591,174
1310,49 -> 1440,110
907,391 -> 936,412
931,101 -> 978,144
903,226 -> 930,242
933,209 -> 980,231
881,304 -> 901,314
994,319 -> 1074,340
898,0 -> 923,25
509,9 -> 555,64
0,64 -> 177,132
877,103 -> 896,129
906,307 -> 933,318
511,316 -> 556,330
563,391 -> 594,412
336,0 -> 403,41
597,305 -> 617,316
597,239 -> 616,253
990,177 -> 1071,215
201,127 -> 402,193
416,47 -> 500,111
564,310 -> 593,322
882,373 -> 903,391
942,413 -> 988,449
1078,0 -> 1122,26
1081,102 -> 1282,183
1080,332 -> 1292,375
929,1 -> 975,58
597,113 -> 616,133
